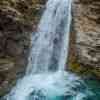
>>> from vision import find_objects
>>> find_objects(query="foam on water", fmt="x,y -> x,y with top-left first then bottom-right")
5,71 -> 92,100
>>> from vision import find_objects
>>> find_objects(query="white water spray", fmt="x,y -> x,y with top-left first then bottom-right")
26,0 -> 72,73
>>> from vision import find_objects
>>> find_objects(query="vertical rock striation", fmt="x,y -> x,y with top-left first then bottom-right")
69,0 -> 100,77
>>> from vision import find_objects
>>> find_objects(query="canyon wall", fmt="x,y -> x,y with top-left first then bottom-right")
69,0 -> 100,78
0,0 -> 46,97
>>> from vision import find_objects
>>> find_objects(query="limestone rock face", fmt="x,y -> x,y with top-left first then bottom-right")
0,0 -> 46,97
69,0 -> 100,77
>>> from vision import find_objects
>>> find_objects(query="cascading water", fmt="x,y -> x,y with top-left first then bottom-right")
4,0 -> 94,100
26,0 -> 72,73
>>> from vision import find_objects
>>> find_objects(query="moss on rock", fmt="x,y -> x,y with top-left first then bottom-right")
68,57 -> 100,79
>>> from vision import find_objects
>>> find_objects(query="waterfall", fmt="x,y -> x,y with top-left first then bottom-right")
4,0 -> 93,100
26,0 -> 72,74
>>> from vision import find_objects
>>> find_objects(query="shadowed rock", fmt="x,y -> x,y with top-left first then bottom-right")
0,0 -> 46,97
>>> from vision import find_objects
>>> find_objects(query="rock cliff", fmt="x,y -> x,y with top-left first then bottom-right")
0,0 -> 46,97
69,0 -> 100,78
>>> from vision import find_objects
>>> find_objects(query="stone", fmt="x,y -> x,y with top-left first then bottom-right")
0,59 -> 15,72
6,40 -> 23,57
0,0 -> 46,97
69,0 -> 100,78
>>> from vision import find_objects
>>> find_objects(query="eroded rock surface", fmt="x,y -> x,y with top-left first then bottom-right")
69,0 -> 100,77
0,0 -> 46,97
